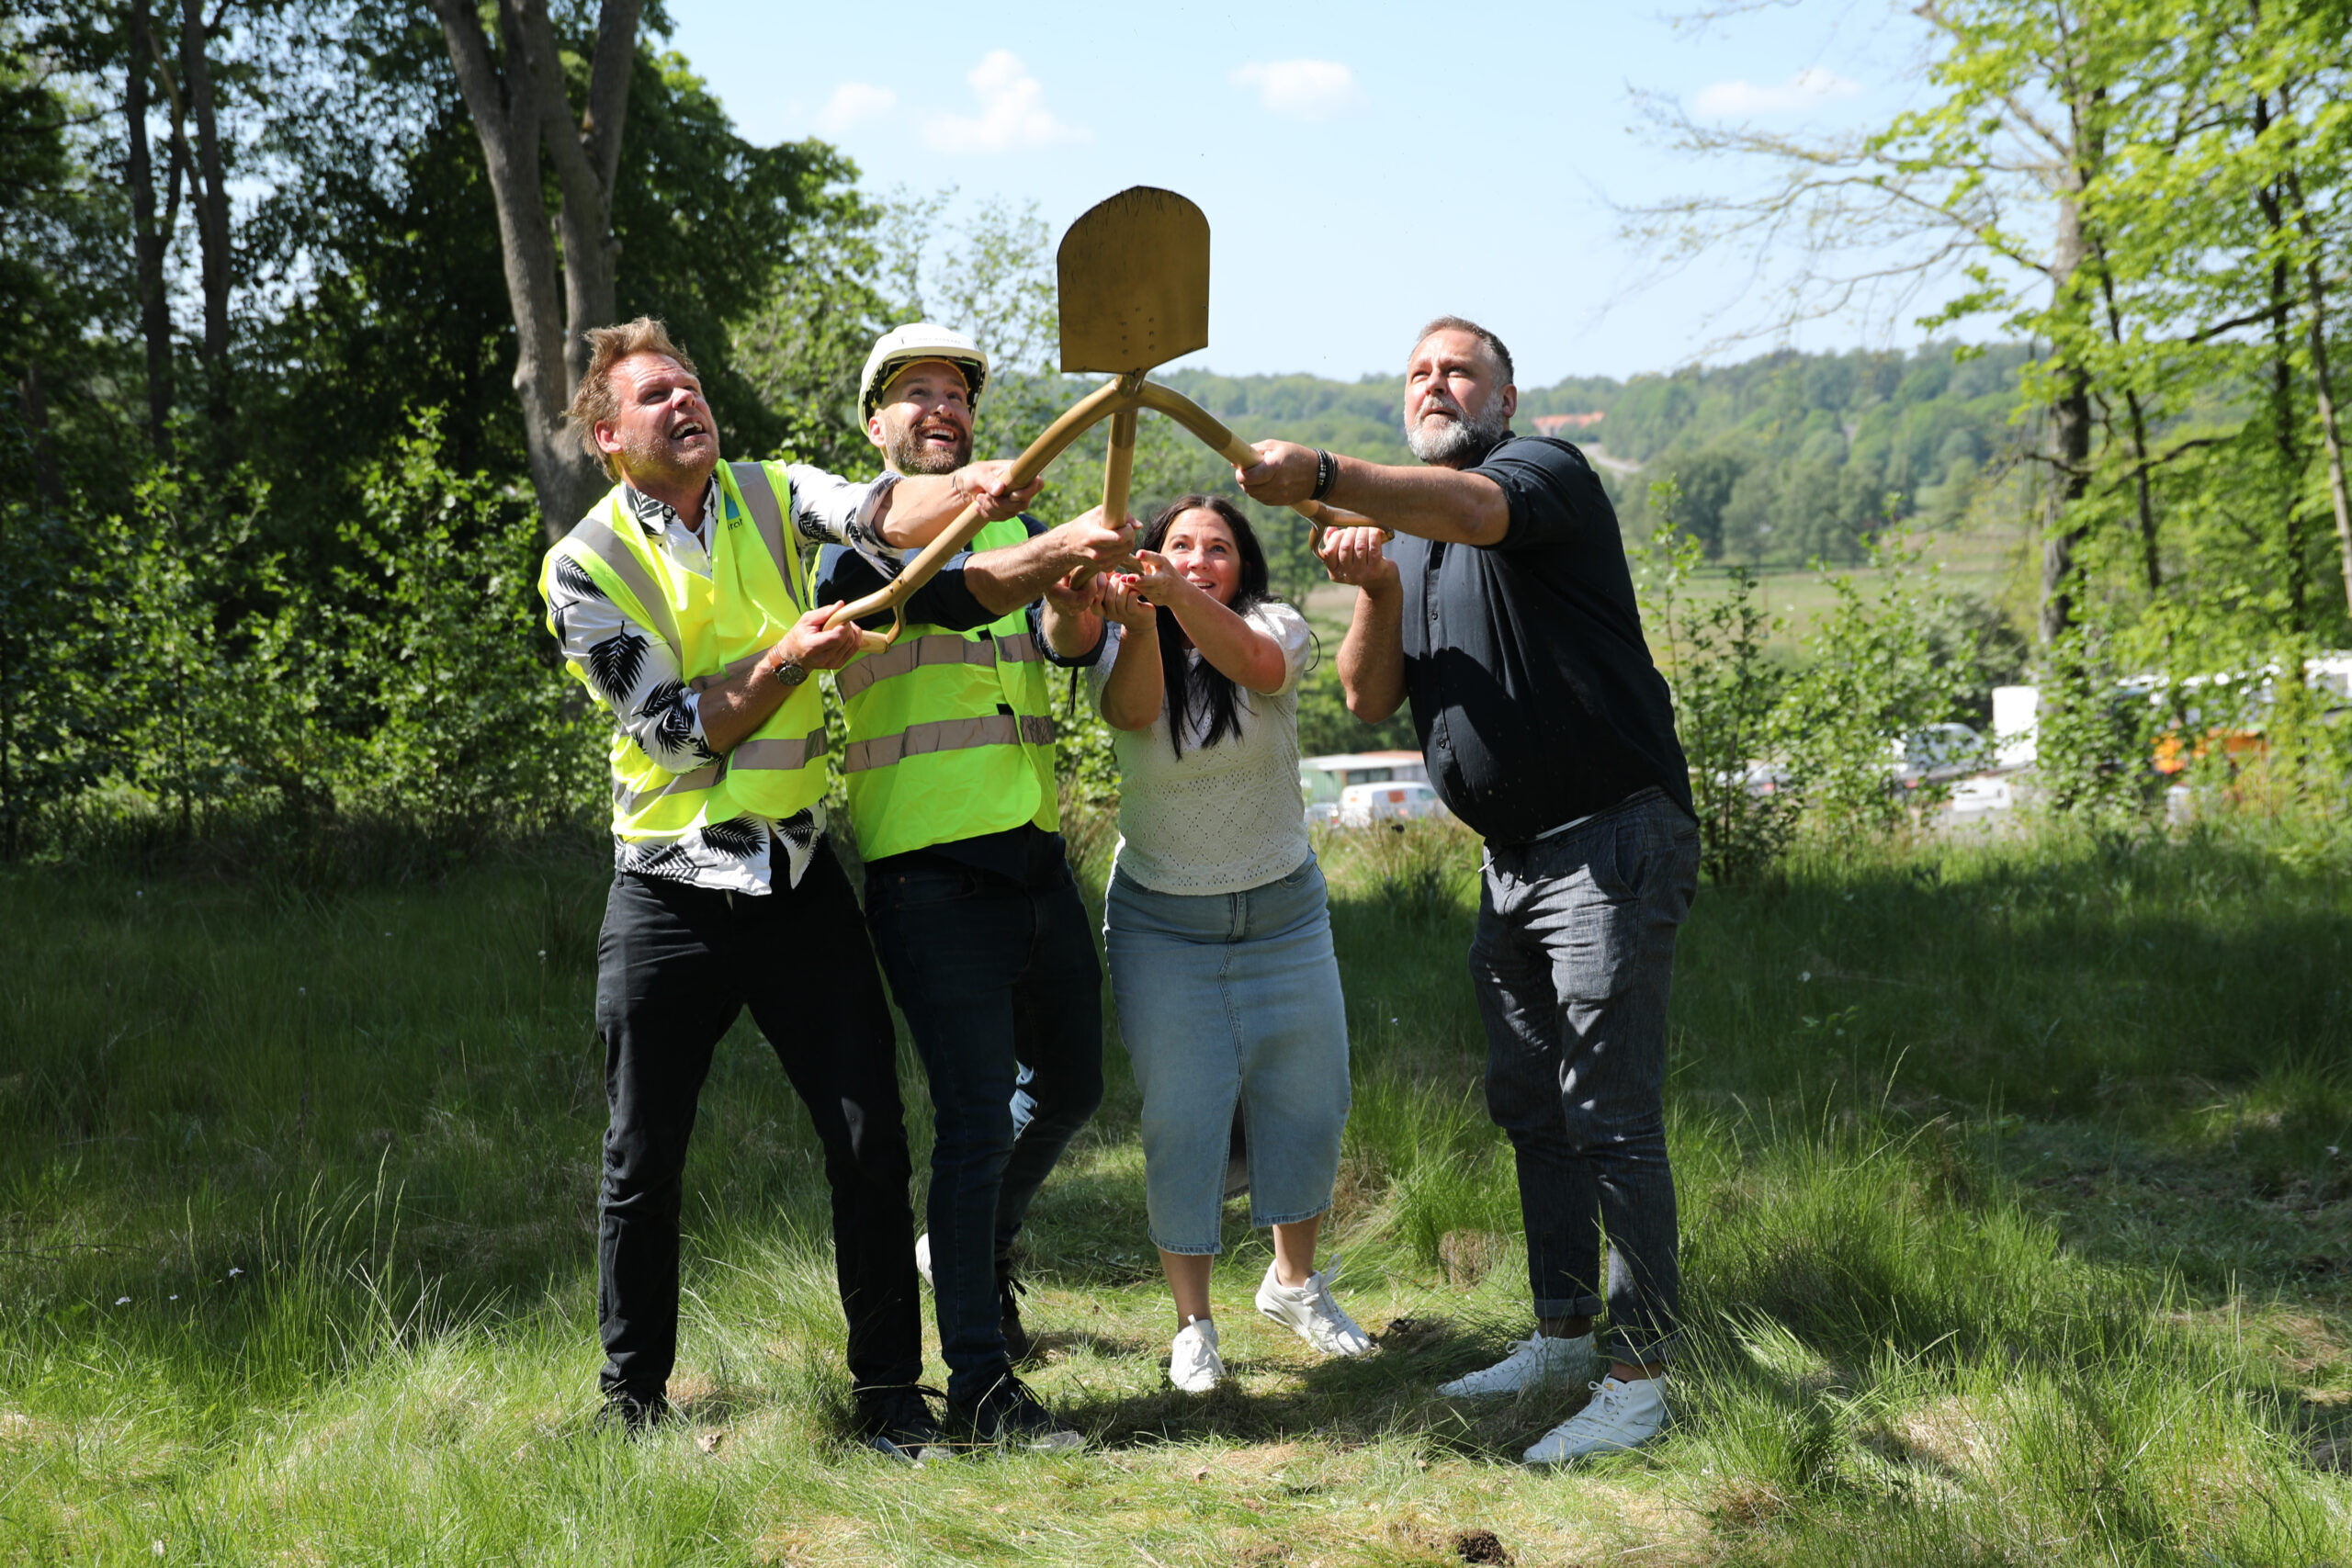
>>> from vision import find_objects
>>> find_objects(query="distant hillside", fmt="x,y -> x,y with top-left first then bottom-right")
1159,343 -> 2033,566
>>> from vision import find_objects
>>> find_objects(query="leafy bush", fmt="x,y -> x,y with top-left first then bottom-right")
329,413 -> 605,837
1770,541 -> 1982,837
11,412 -> 601,872
1640,483 -> 1793,883
2033,622 -> 2159,820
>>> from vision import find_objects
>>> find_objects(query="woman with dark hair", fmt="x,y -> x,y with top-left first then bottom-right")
1043,493 -> 1370,1393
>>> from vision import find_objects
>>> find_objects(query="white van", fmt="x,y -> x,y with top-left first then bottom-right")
1299,750 -> 1430,825
1337,780 -> 1449,827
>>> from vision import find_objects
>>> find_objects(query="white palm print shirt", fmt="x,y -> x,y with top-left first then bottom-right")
546,465 -> 899,895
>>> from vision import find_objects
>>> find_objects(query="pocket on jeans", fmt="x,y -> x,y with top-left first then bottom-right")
876,866 -> 980,910
1592,818 -> 1652,901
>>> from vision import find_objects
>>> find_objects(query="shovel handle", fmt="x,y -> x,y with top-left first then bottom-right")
824,376 -> 1389,653
1075,405 -> 1140,591
822,376 -> 1136,649
1130,382 -> 1391,553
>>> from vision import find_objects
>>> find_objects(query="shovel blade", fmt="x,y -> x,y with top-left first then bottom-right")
1057,186 -> 1210,374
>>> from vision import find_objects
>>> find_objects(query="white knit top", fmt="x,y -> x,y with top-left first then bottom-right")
1089,602 -> 1314,896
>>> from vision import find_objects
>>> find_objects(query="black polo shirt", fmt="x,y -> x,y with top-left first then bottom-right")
1393,435 -> 1692,843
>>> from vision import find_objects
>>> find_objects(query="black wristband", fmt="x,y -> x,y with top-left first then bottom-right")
1310,448 -> 1338,502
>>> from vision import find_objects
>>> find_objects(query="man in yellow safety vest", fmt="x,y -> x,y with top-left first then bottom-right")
538,316 -> 1038,1459
813,323 -> 1132,1451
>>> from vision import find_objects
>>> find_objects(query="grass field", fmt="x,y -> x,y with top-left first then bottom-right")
5,815 -> 2350,1565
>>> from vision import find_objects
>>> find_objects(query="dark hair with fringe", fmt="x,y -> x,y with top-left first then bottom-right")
1139,494 -> 1272,758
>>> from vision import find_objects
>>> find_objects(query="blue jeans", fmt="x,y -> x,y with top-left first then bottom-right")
1470,788 -> 1699,1366
865,840 -> 1104,1404
1104,854 -> 1351,1255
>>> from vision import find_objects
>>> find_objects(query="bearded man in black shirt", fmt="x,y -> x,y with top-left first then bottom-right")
1238,317 -> 1700,1466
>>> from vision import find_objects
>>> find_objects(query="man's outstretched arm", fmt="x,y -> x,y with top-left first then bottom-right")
1237,441 -> 1510,547
960,507 -> 1136,617
867,460 -> 1044,548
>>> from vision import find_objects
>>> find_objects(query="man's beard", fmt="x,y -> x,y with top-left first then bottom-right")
885,419 -> 971,476
1406,392 -> 1510,468
620,424 -> 715,485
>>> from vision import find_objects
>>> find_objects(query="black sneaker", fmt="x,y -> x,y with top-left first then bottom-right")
998,1268 -> 1035,1363
948,1372 -> 1084,1452
857,1385 -> 951,1464
596,1390 -> 671,1438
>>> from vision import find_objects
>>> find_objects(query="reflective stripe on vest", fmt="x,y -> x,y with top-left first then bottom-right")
613,763 -> 719,814
832,629 -> 1043,702
842,713 -> 1057,774
729,461 -> 804,613
608,729 -> 829,814
733,728 -> 830,771
566,513 -> 684,659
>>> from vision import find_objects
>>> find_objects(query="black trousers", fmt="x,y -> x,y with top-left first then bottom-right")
593,848 -> 922,1403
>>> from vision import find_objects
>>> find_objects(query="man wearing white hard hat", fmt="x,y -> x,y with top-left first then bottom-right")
813,323 -> 1133,1451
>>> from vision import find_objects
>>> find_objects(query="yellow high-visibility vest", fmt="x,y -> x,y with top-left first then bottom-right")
540,461 -> 828,840
833,514 -> 1057,861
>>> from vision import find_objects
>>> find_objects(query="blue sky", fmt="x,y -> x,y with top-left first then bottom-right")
664,1 -> 1958,386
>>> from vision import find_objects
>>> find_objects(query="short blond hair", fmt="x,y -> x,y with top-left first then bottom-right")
569,318 -> 702,478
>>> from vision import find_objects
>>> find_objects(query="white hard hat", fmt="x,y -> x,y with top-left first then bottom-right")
859,323 -> 989,421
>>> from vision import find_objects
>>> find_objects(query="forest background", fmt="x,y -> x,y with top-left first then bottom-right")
9,0 -> 2350,868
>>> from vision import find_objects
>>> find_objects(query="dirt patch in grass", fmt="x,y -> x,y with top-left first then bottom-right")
1447,1526 -> 1511,1562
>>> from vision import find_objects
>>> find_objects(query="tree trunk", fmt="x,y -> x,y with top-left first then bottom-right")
125,0 -> 173,456
527,0 -> 639,389
425,0 -> 639,543
2039,364 -> 2093,644
2251,81 -> 2307,626
179,0 -> 232,437
17,360 -> 65,513
2039,191 -> 2094,646
2280,153 -> 2352,619
2094,256 -> 2160,594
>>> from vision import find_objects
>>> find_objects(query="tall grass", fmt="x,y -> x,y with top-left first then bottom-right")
3,816 -> 2347,1563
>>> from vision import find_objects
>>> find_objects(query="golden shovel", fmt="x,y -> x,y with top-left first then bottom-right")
823,186 -> 1379,650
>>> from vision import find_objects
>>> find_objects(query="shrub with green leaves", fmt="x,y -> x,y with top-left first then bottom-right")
1770,540 -> 1981,838
1640,479 -> 1793,883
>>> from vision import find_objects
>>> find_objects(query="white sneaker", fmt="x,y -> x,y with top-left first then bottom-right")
1254,1258 -> 1374,1358
1436,1332 -> 1595,1397
914,1233 -> 932,1287
1521,1376 -> 1669,1465
1169,1317 -> 1224,1393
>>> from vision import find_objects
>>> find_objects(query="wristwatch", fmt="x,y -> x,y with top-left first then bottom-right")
768,655 -> 808,688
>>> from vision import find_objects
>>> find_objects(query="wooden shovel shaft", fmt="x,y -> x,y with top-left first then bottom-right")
821,375 -> 1385,653
1131,382 -> 1388,547
1074,405 -> 1140,590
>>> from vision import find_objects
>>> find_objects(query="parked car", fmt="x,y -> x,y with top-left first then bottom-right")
1337,780 -> 1449,827
1890,723 -> 1986,788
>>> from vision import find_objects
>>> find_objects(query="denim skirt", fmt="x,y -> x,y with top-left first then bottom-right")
1104,852 -> 1351,1254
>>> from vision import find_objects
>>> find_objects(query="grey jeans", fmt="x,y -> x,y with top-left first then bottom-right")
1470,787 -> 1700,1366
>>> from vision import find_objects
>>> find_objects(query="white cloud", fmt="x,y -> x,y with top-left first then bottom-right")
815,82 -> 897,135
1229,59 -> 1363,121
1693,67 -> 1863,117
922,51 -> 1089,153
